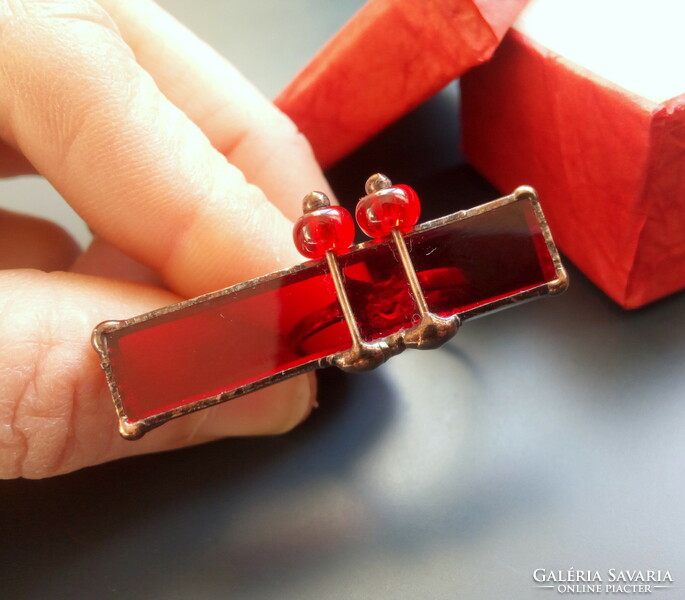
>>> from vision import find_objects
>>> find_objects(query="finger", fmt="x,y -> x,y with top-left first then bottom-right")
0,1 -> 300,298
71,236 -> 165,287
0,208 -> 80,271
0,269 -> 315,478
99,0 -> 333,221
0,139 -> 36,177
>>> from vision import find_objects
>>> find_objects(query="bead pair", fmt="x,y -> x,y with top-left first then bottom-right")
292,173 -> 421,260
292,174 -> 459,372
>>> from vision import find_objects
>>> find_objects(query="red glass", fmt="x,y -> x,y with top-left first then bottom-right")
293,206 -> 355,259
355,184 -> 421,238
103,197 -> 557,423
106,262 -> 351,422
409,200 -> 554,315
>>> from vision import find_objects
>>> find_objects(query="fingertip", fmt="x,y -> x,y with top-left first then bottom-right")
0,209 -> 80,271
186,372 -> 317,442
282,371 -> 318,433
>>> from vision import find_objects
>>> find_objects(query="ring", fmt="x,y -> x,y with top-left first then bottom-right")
92,174 -> 568,440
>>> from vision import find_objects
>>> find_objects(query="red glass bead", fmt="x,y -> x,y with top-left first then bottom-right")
355,184 -> 421,238
293,206 -> 355,259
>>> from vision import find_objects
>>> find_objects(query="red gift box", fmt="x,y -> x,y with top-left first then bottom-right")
461,6 -> 685,308
276,0 -> 529,168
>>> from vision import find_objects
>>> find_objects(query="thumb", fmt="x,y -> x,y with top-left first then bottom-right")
0,270 -> 315,479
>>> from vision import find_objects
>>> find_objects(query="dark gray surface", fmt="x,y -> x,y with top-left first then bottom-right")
2,2 -> 685,599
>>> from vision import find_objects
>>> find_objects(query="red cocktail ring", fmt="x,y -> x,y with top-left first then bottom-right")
92,174 -> 568,439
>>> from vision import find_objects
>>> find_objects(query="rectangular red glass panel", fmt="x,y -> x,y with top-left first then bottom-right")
409,199 -> 556,316
103,196 -> 558,423
106,262 -> 351,421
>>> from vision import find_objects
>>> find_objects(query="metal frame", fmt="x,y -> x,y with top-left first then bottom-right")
92,186 -> 568,440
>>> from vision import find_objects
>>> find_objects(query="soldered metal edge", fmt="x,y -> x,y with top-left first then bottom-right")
114,359 -> 325,440
93,188 -> 567,439
516,185 -> 570,296
91,320 -> 138,438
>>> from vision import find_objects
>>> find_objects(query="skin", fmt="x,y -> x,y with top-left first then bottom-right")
0,0 -> 332,478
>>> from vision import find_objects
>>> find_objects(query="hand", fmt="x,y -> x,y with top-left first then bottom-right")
0,0 -> 330,478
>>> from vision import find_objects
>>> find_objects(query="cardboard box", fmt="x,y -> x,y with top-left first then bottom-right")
461,1 -> 685,307
277,0 -> 529,168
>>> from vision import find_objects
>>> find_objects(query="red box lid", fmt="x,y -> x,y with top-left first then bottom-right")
276,0 -> 529,167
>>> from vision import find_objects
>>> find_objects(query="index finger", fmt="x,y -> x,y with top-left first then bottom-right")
98,0 -> 334,222
0,1 -> 303,297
